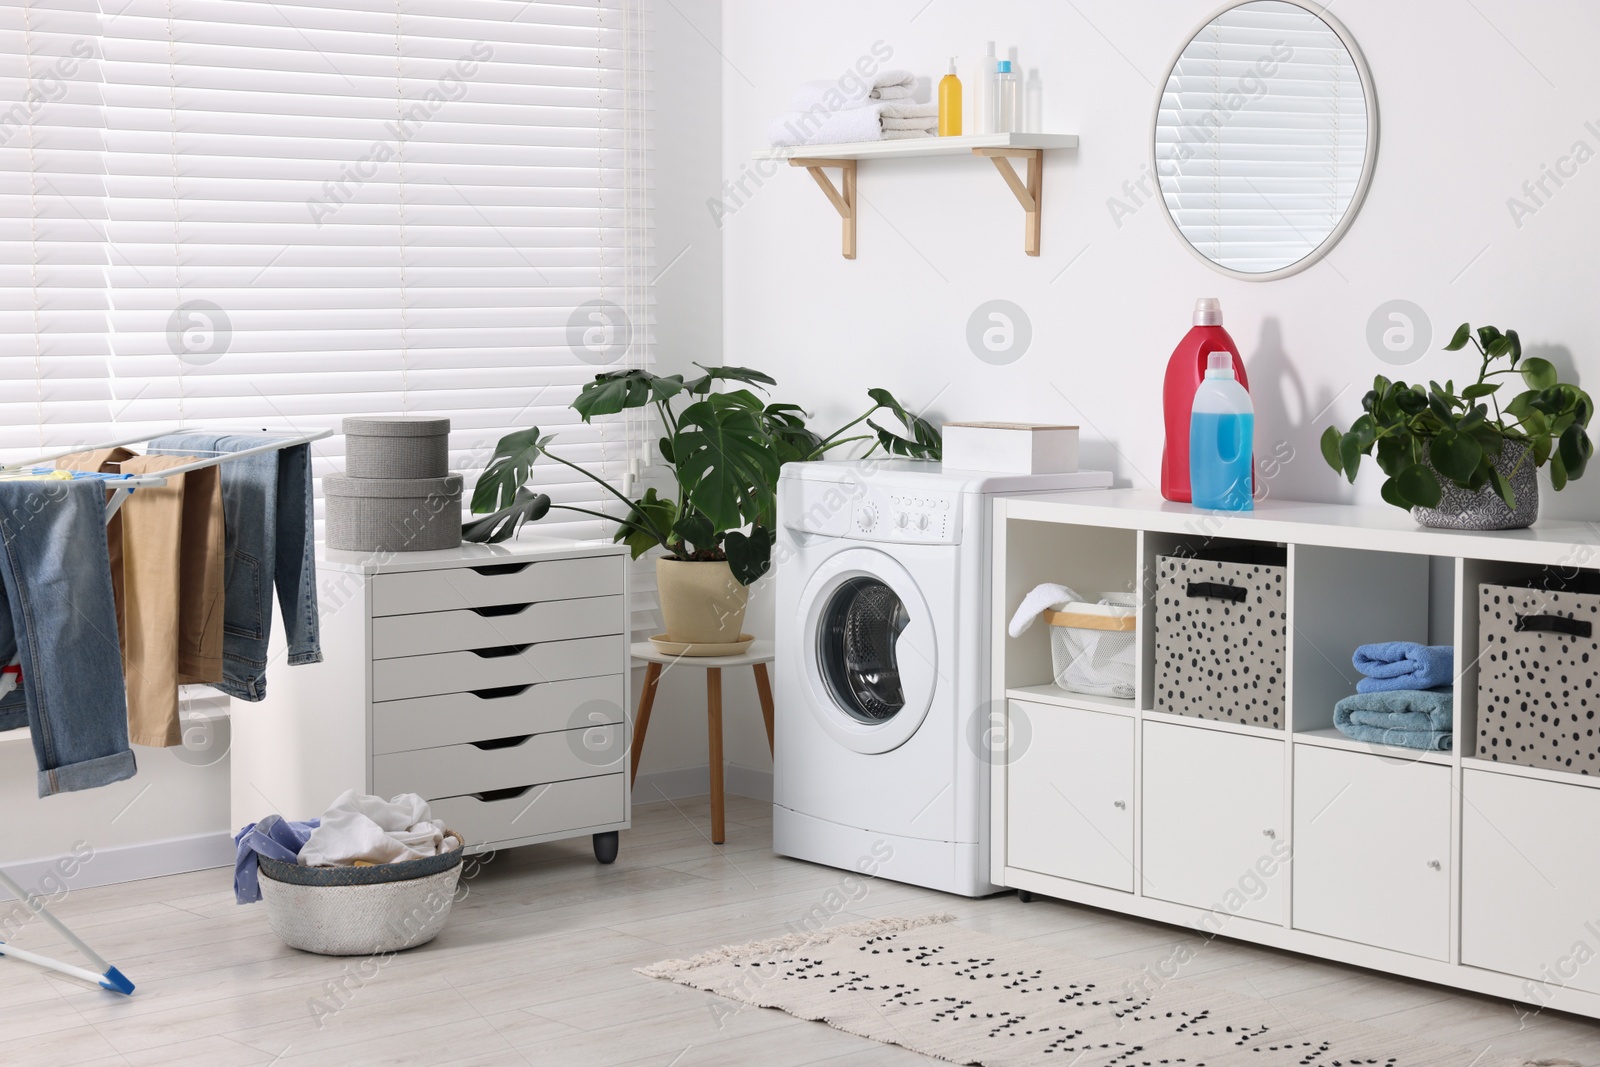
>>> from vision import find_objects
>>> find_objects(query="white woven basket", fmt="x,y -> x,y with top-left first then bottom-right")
258,861 -> 463,956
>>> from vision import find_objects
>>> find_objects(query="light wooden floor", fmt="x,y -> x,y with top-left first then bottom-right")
4,795 -> 1599,1067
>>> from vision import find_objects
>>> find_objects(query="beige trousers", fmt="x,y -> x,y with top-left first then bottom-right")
58,451 -> 226,747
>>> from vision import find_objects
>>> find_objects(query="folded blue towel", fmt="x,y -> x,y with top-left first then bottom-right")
1333,688 -> 1453,751
1352,642 -> 1454,694
234,814 -> 319,905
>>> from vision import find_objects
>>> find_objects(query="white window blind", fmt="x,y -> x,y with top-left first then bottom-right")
1,0 -> 653,540
1155,0 -> 1366,273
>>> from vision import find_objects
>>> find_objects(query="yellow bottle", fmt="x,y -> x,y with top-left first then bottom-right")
938,57 -> 962,137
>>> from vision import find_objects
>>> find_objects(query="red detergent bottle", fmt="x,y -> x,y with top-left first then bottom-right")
1162,298 -> 1249,503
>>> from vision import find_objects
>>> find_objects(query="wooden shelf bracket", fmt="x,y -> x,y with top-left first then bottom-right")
974,147 -> 1043,256
788,157 -> 857,259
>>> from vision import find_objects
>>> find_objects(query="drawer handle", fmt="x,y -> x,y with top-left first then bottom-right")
1187,581 -> 1246,603
1262,828 -> 1276,839
471,562 -> 531,576
471,644 -> 530,659
1427,859 -> 1441,870
471,603 -> 532,618
470,734 -> 533,751
472,785 -> 533,802
1113,800 -> 1126,810
471,684 -> 532,699
1514,613 -> 1593,639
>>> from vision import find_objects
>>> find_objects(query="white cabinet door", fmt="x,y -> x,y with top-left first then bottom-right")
1463,769 -> 1600,995
1006,700 -> 1135,891
1293,746 -> 1451,961
1142,721 -> 1286,924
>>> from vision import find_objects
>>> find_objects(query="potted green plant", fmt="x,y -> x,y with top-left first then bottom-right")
1320,323 -> 1594,530
464,365 -> 937,651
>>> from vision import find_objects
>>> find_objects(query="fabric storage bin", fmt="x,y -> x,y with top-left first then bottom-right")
1047,595 -> 1136,699
343,415 -> 450,479
326,472 -> 463,553
1478,579 -> 1600,774
1154,545 -> 1287,728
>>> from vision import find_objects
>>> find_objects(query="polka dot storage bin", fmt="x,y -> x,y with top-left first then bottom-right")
1153,548 -> 1287,729
1477,581 -> 1600,775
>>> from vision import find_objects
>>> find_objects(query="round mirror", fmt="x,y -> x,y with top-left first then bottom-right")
1153,0 -> 1378,279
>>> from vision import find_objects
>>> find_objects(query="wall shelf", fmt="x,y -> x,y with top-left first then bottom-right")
752,133 -> 1079,259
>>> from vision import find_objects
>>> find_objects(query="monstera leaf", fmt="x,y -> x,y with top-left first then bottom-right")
462,487 -> 550,544
867,387 -> 942,460
573,369 -> 686,422
762,401 -> 828,464
684,363 -> 777,396
672,389 -> 781,533
612,487 -> 677,559
471,428 -> 550,513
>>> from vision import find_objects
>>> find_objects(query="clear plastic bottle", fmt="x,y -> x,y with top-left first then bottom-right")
1189,351 -> 1255,511
995,60 -> 1019,133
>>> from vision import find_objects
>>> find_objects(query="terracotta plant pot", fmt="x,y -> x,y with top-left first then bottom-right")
656,558 -> 749,650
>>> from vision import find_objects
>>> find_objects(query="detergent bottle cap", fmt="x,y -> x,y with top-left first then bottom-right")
997,60 -> 1013,74
1193,297 -> 1222,326
1206,351 -> 1236,378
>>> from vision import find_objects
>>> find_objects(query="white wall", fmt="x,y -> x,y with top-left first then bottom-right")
721,0 -> 1600,521
630,0 -> 782,793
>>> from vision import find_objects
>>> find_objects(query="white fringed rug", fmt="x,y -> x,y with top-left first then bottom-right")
640,915 -> 1533,1066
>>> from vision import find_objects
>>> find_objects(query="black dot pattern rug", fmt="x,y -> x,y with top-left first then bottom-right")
639,915 -> 1530,1066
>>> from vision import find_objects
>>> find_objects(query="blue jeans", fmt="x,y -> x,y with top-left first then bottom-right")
149,435 -> 322,700
0,480 -> 137,797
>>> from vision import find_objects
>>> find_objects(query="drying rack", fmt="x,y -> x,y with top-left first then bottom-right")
0,426 -> 331,995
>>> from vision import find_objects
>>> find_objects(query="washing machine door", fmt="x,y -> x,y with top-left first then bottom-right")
798,547 -> 937,754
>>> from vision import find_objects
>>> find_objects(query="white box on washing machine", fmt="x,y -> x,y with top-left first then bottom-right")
942,422 -> 1079,474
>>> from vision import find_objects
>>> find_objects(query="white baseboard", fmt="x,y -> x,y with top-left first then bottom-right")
635,764 -> 773,804
0,831 -> 233,903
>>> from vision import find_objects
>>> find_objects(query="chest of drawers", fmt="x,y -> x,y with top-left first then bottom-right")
228,537 -> 631,862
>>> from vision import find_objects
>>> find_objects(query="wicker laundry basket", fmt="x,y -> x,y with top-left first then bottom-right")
257,834 -> 465,956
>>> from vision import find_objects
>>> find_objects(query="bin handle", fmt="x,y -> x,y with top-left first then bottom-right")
1514,614 -> 1593,639
1186,581 -> 1246,603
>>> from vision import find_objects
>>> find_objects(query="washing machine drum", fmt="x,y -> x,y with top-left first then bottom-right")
818,577 -> 910,723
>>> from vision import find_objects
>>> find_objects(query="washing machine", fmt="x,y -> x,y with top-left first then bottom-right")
772,459 -> 1112,896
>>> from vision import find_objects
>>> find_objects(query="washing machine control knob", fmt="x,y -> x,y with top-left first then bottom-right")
916,513 -> 931,531
856,505 -> 877,531
895,512 -> 909,529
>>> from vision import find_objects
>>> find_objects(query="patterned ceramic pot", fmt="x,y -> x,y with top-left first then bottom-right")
1412,439 -> 1539,531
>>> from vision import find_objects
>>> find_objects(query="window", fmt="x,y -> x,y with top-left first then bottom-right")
1,0 -> 652,539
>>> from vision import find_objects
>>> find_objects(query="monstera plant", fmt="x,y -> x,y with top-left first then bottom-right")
464,366 -> 938,650
1321,323 -> 1593,529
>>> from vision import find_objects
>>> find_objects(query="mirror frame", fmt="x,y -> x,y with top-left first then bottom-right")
1150,0 -> 1380,281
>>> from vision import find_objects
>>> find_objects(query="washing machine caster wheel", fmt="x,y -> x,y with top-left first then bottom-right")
593,831 -> 619,865
1017,889 -> 1035,903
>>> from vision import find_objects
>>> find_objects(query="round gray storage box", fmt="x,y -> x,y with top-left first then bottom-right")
326,472 -> 463,552
343,415 -> 450,479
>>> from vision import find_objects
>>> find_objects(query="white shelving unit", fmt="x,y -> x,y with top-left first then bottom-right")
990,488 -> 1600,1019
751,132 -> 1079,258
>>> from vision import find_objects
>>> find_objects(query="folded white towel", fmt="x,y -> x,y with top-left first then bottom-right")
883,129 -> 935,139
788,69 -> 916,112
768,99 -> 942,147
1008,583 -> 1082,638
298,789 -> 456,867
882,116 -> 937,131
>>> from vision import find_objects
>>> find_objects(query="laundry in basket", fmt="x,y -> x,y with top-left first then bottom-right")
1046,595 -> 1137,699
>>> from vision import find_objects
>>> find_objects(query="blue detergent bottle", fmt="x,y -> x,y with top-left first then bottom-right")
1190,351 -> 1255,511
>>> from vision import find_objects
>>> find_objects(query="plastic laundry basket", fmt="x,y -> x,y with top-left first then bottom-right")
1047,595 -> 1137,699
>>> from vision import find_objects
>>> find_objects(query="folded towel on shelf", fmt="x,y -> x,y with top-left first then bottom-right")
1007,583 -> 1082,638
1333,688 -> 1453,751
768,100 -> 939,147
234,814 -> 319,904
1352,642 -> 1454,693
298,789 -> 453,868
787,69 -> 916,112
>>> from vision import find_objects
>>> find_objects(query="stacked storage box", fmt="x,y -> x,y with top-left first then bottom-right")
325,416 -> 462,552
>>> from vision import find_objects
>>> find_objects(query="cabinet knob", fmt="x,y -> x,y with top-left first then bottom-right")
1427,859 -> 1442,870
1113,800 -> 1126,810
1262,829 -> 1276,839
